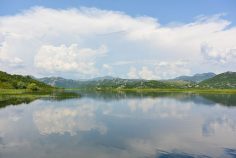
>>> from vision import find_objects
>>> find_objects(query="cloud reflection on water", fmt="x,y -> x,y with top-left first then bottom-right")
0,93 -> 235,158
33,104 -> 107,136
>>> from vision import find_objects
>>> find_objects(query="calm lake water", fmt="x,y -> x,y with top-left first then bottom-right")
0,91 -> 236,158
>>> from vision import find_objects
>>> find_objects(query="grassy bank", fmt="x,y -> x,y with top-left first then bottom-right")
0,89 -> 51,108
0,89 -> 80,108
118,88 -> 236,94
65,88 -> 236,94
0,88 -> 75,99
0,88 -> 57,95
1,88 -> 236,96
0,89 -> 54,102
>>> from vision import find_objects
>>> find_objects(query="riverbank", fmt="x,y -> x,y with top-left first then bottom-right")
1,88 -> 236,97
0,89 -> 80,102
65,88 -> 236,94
117,88 -> 236,94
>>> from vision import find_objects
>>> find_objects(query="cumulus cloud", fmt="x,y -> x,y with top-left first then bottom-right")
127,67 -> 138,79
102,64 -> 113,75
201,43 -> 236,64
138,66 -> 157,80
127,60 -> 190,79
127,66 -> 159,80
34,44 -> 107,74
154,60 -> 191,79
0,7 -> 235,78
0,42 -> 24,68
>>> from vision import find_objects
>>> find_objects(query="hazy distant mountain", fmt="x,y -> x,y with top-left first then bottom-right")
38,76 -> 176,89
89,76 -> 114,81
38,72 -> 236,89
199,72 -> 236,89
173,72 -> 216,83
38,77 -> 79,88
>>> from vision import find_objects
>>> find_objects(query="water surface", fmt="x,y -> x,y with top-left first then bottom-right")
0,92 -> 236,158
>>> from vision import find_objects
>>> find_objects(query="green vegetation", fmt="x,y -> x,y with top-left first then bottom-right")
1,68 -> 235,108
0,90 -> 49,108
39,77 -> 183,89
38,72 -> 236,91
27,83 -> 40,91
1,70 -> 236,97
86,79 -> 174,89
39,77 -> 177,89
111,88 -> 236,94
1,89 -> 235,108
199,72 -> 236,89
0,71 -> 54,91
0,89 -> 80,108
0,95 -> 38,108
161,80 -> 193,88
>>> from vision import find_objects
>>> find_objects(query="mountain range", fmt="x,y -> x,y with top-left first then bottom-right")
38,77 -> 174,89
199,72 -> 236,89
172,72 -> 216,83
0,70 -> 235,90
38,71 -> 236,89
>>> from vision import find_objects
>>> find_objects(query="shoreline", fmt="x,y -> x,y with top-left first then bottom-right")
1,88 -> 236,95
64,88 -> 236,94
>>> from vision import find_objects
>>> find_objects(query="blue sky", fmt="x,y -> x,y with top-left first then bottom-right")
1,0 -> 236,24
0,0 -> 236,79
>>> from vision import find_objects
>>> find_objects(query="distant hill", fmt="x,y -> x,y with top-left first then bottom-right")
38,77 -> 78,88
89,76 -> 114,81
162,80 -> 193,88
38,72 -> 236,90
0,71 -> 53,91
2,70 -> 235,91
38,77 -> 177,89
199,72 -> 236,89
173,72 -> 216,83
84,78 -> 174,89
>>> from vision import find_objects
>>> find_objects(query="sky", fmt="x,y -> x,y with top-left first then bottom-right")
0,0 -> 236,79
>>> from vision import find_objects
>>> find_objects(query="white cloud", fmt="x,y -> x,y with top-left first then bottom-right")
127,67 -> 138,79
127,60 -> 190,79
0,41 -> 24,68
0,7 -> 235,78
127,66 -> 158,80
0,56 -> 24,68
102,64 -> 113,75
138,66 -> 157,80
201,43 -> 236,64
34,44 -> 107,75
154,60 -> 191,79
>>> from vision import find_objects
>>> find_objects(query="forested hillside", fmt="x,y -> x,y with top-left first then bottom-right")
199,72 -> 236,89
0,71 -> 53,91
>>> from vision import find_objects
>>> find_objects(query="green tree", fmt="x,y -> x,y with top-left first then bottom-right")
16,81 -> 27,89
27,83 -> 40,91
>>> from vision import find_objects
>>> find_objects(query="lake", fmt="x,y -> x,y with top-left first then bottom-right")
0,91 -> 236,158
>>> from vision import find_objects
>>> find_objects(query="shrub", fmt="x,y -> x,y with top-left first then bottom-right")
16,81 -> 27,89
27,83 -> 40,91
